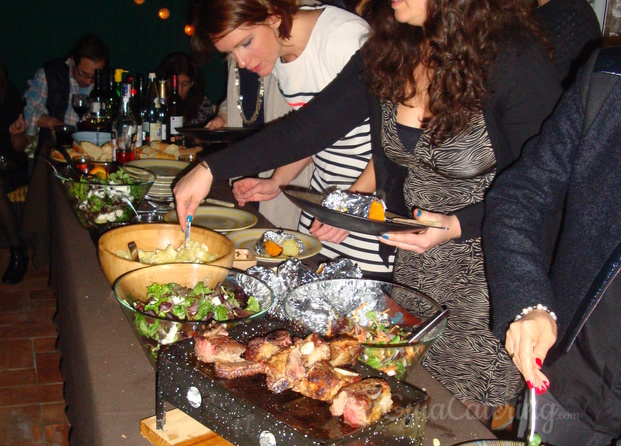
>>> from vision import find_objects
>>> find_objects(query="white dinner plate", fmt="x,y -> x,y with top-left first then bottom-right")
225,228 -> 322,262
165,206 -> 258,233
126,159 -> 189,178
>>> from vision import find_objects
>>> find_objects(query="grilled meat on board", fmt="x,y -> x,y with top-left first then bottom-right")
245,330 -> 292,362
330,378 -> 393,427
292,361 -> 361,401
328,336 -> 363,367
264,345 -> 307,393
297,333 -> 331,368
215,359 -> 265,379
194,327 -> 246,363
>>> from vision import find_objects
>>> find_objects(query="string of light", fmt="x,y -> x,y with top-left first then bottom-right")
133,0 -> 194,35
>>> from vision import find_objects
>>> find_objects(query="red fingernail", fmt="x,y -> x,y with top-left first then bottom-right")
535,358 -> 543,368
540,387 -> 547,394
544,381 -> 550,389
527,380 -> 534,389
535,387 -> 541,395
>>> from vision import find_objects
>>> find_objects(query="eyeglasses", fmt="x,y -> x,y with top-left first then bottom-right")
75,65 -> 95,80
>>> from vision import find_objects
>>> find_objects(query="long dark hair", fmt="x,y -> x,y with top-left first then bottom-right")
361,0 -> 546,145
188,0 -> 299,56
156,52 -> 206,124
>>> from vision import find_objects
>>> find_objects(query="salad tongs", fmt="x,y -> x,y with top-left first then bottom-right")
54,144 -> 98,181
406,307 -> 450,344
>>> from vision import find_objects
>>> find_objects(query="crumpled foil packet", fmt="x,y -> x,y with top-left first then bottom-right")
254,229 -> 305,256
246,258 -> 363,320
321,189 -> 385,218
283,279 -> 388,336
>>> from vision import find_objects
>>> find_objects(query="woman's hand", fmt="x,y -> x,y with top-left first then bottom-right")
309,219 -> 349,243
378,209 -> 460,253
232,177 -> 282,207
205,115 -> 226,130
505,310 -> 557,394
173,163 -> 214,231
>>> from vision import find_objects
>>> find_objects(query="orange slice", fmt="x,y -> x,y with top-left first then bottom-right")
90,166 -> 109,180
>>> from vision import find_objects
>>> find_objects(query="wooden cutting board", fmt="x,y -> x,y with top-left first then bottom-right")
141,409 -> 233,446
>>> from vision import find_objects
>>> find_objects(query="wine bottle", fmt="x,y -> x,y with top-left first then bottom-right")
145,72 -> 162,142
107,69 -> 119,123
129,77 -> 143,148
88,69 -> 109,132
158,78 -> 168,142
167,74 -> 185,145
111,83 -> 138,164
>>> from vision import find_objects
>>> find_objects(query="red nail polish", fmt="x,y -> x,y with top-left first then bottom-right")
535,387 -> 541,395
527,380 -> 534,389
535,358 -> 543,368
544,381 -> 550,389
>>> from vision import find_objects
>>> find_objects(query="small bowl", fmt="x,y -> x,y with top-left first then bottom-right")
53,162 -> 155,231
284,279 -> 446,380
97,223 -> 235,284
113,263 -> 274,364
72,131 -> 112,145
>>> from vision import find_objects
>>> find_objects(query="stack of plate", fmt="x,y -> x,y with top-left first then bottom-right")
126,159 -> 190,202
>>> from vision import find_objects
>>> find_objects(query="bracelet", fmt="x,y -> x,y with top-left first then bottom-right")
198,160 -> 211,173
514,304 -> 557,322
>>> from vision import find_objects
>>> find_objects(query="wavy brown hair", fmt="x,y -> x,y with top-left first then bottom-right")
361,0 -> 546,145
189,0 -> 299,56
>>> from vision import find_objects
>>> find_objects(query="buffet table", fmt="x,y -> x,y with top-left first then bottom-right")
47,172 -> 496,445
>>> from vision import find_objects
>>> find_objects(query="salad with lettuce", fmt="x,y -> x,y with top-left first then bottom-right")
60,167 -> 151,228
132,281 -> 261,360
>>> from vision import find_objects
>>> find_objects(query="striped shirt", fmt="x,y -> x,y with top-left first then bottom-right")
273,6 -> 394,275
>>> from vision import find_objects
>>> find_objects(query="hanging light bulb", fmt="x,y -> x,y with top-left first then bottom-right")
134,0 -> 145,4
184,24 -> 195,36
158,8 -> 170,20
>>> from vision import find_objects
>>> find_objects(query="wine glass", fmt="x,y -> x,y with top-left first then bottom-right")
87,97 -> 112,146
71,94 -> 89,123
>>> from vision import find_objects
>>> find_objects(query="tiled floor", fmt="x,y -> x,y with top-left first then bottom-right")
0,249 -> 70,446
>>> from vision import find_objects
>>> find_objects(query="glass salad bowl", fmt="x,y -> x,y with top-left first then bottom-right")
53,162 -> 155,231
113,263 -> 274,364
284,279 -> 447,380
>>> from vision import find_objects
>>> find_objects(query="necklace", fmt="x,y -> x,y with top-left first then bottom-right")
234,62 -> 265,125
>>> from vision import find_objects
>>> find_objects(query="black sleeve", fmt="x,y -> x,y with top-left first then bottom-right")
206,51 -> 371,180
483,81 -> 583,339
455,38 -> 562,241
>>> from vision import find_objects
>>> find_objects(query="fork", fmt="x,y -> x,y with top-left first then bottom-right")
185,215 -> 192,246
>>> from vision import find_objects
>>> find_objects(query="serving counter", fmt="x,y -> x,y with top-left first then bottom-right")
46,168 -> 496,445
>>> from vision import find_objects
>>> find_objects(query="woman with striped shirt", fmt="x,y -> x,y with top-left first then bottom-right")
182,0 -> 392,276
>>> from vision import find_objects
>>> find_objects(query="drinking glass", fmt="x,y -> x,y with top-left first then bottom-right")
71,94 -> 89,122
87,97 -> 112,146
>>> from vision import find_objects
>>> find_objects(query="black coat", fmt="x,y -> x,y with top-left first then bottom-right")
484,49 -> 621,434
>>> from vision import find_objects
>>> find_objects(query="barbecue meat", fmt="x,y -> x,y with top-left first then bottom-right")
293,361 -> 361,401
194,327 -> 246,363
328,336 -> 362,367
245,330 -> 292,362
214,360 -> 265,379
264,345 -> 306,393
298,333 -> 331,368
329,378 -> 393,427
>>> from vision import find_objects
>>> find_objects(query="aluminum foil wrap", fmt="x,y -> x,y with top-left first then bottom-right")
321,189 -> 385,218
317,258 -> 363,279
283,279 -> 389,336
254,229 -> 305,256
247,258 -> 364,321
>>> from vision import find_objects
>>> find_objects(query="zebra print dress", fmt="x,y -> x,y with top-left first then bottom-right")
382,102 -> 523,406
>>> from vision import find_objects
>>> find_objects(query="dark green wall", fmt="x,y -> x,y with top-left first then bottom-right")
0,0 -> 227,105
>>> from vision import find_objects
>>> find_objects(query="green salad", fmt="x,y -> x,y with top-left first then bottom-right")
132,281 -> 261,359
61,167 -> 149,228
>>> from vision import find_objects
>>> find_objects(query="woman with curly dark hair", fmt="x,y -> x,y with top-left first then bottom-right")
174,0 -> 562,417
156,52 -> 214,127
